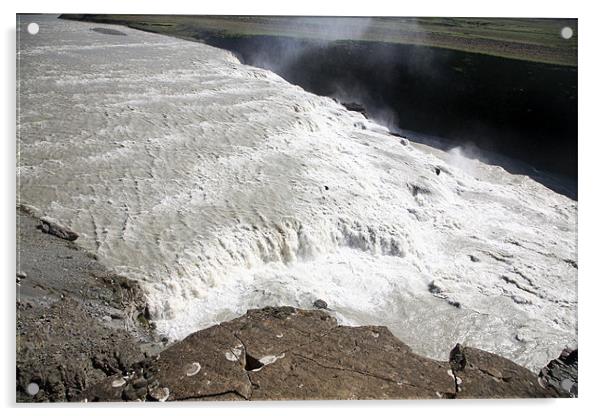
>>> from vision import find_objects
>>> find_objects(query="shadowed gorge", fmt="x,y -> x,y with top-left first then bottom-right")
200,36 -> 577,182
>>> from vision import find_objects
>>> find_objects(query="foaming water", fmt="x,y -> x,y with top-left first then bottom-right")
18,15 -> 577,371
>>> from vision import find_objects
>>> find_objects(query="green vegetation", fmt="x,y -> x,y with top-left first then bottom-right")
60,15 -> 577,66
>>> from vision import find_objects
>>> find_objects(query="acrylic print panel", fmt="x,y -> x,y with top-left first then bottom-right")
16,14 -> 577,402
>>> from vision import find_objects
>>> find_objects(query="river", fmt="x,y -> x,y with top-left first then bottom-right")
17,14 -> 577,371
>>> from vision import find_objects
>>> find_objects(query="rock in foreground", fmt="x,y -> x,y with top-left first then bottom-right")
82,306 -> 561,401
37,216 -> 79,241
539,348 -> 578,397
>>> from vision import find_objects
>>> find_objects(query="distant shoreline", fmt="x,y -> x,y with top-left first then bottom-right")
58,14 -> 577,66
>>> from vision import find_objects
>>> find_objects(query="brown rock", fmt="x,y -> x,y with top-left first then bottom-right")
248,324 -> 455,400
140,324 -> 252,401
450,344 -> 559,398
80,307 -> 562,401
84,375 -> 128,402
148,386 -> 169,402
220,306 -> 338,362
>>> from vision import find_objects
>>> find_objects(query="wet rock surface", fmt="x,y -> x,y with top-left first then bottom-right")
37,216 -> 79,241
539,348 -> 578,397
339,101 -> 368,118
16,207 -> 158,402
81,307 -> 562,401
448,343 -> 559,398
91,27 -> 127,36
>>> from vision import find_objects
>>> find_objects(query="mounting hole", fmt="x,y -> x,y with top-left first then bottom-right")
560,27 -> 573,40
560,378 -> 574,392
26,382 -> 40,396
27,22 -> 39,35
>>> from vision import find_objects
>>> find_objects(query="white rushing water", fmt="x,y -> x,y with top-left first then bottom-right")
17,15 -> 577,371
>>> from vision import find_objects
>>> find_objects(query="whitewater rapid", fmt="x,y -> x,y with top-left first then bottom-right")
17,15 -> 577,371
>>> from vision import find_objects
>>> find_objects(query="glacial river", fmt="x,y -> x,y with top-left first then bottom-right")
17,15 -> 577,371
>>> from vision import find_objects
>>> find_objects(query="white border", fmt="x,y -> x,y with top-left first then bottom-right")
0,0 -> 586,17
2,1 -> 600,415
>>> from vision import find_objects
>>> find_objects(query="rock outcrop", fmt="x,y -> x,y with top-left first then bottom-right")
37,216 -> 79,241
82,306 -> 561,401
448,343 -> 560,398
539,348 -> 578,397
339,101 -> 368,118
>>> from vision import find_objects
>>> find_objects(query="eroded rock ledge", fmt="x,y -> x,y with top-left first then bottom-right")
83,306 -> 562,401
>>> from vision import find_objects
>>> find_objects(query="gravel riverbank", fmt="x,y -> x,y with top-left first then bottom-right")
16,206 -> 162,402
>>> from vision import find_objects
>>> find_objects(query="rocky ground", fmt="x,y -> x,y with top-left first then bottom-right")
16,206 -> 162,402
82,306 -> 568,401
16,206 -> 576,402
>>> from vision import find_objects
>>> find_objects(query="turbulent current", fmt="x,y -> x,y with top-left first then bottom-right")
17,15 -> 577,371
